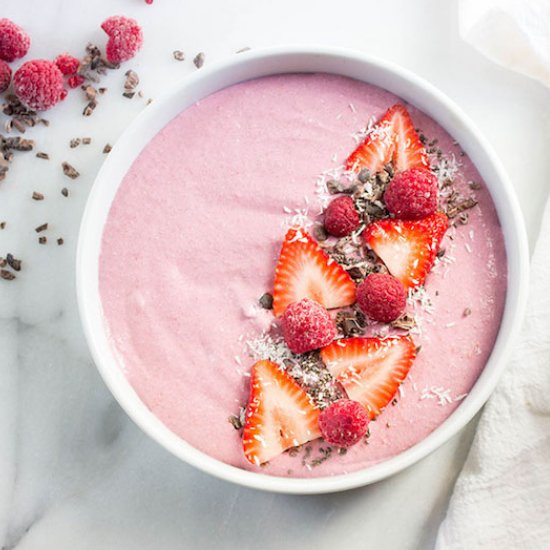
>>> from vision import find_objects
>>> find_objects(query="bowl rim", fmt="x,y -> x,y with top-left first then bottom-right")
76,45 -> 529,494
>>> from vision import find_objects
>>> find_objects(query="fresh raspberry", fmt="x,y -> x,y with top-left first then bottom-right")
384,168 -> 438,220
0,19 -> 30,62
0,60 -> 11,93
101,16 -> 143,64
67,74 -> 85,89
281,298 -> 337,354
319,399 -> 369,448
13,60 -> 65,111
324,195 -> 360,237
356,273 -> 407,323
55,53 -> 80,75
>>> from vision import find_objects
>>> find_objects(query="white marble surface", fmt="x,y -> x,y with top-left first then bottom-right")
1,1 -> 548,548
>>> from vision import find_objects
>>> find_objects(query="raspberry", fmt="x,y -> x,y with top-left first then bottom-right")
319,399 -> 369,448
356,273 -> 406,323
0,60 -> 11,93
0,19 -> 30,63
324,195 -> 360,237
55,53 -> 80,75
384,168 -> 438,220
281,298 -> 336,354
101,16 -> 143,64
13,60 -> 65,111
67,74 -> 85,89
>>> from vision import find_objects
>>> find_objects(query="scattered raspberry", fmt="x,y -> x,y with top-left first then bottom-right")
13,60 -> 65,111
356,273 -> 407,323
55,53 -> 80,75
384,168 -> 439,220
281,298 -> 337,354
67,74 -> 85,89
0,60 -> 11,93
0,19 -> 31,62
101,16 -> 143,64
319,399 -> 369,448
324,195 -> 360,237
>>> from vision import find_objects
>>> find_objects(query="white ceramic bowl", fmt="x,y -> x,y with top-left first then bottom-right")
77,46 -> 529,494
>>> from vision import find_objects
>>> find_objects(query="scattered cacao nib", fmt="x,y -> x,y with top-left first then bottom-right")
326,179 -> 344,194
62,161 -> 80,179
70,138 -> 81,148
57,238 -> 64,246
1,95 -> 49,134
122,92 -> 135,99
6,253 -> 21,271
38,236 -> 47,244
82,137 -> 91,145
390,314 -> 417,331
391,397 -> 398,406
436,247 -> 446,258
35,223 -> 48,233
98,87 -> 107,94
83,101 -> 97,117
228,414 -> 243,430
0,134 -> 35,181
463,307 -> 472,317
173,50 -> 185,61
357,168 -> 371,183
103,143 -> 112,154
446,197 -> 478,218
36,152 -> 49,160
469,181 -> 481,191
305,446 -> 333,468
311,224 -> 328,242
236,47 -> 251,53
32,191 -> 44,201
416,345 -> 422,354
0,269 -> 15,281
61,187 -> 69,197
259,292 -> 273,310
0,222 -> 5,229
193,52 -> 205,68
0,258 -> 5,267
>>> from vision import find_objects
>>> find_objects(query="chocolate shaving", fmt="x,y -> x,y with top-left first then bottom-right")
390,314 -> 417,331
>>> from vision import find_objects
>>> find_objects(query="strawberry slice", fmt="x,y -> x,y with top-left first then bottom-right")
345,108 -> 395,174
242,360 -> 321,465
346,104 -> 428,173
320,336 -> 416,419
272,228 -> 356,317
364,212 -> 448,289
390,104 -> 429,172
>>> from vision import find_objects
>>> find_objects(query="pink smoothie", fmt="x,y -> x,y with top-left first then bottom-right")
99,74 -> 507,477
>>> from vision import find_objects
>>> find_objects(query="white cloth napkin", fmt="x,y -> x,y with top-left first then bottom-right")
436,1 -> 550,548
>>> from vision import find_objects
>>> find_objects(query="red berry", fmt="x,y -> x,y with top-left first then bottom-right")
356,273 -> 407,322
324,195 -> 360,237
281,298 -> 337,354
384,168 -> 438,220
319,399 -> 369,447
0,60 -> 11,93
55,53 -> 80,76
67,74 -> 85,89
13,60 -> 65,111
101,16 -> 143,64
0,19 -> 30,63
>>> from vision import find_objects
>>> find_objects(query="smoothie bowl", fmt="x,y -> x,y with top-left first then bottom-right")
77,46 -> 528,493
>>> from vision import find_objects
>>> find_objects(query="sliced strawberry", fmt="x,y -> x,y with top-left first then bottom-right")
320,336 -> 416,419
345,107 -> 394,173
390,104 -> 429,172
346,104 -> 428,173
364,212 -> 448,289
242,360 -> 321,465
272,228 -> 356,317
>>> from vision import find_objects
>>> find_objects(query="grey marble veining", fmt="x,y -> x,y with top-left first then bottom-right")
1,1 -> 549,548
